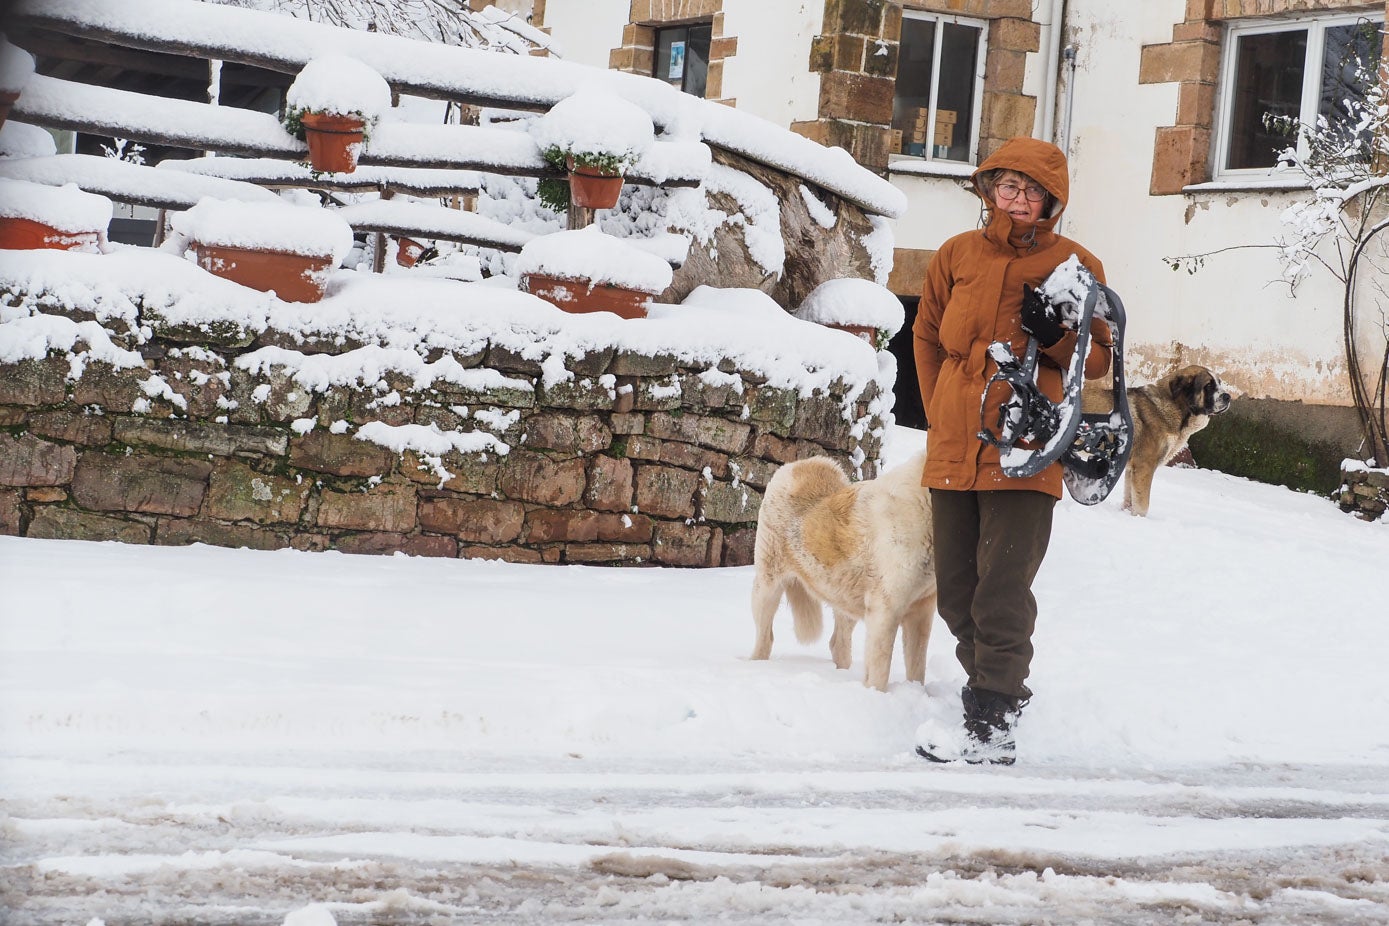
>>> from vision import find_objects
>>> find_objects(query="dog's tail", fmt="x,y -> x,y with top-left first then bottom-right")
787,578 -> 824,644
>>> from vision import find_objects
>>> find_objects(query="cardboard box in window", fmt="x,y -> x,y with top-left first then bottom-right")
936,109 -> 958,125
890,129 -> 904,153
934,121 -> 954,147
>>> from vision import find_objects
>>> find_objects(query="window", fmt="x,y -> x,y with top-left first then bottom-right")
654,23 -> 712,98
1215,14 -> 1383,175
892,11 -> 986,164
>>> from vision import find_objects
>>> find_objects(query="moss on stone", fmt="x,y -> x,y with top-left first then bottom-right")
1189,413 -> 1345,497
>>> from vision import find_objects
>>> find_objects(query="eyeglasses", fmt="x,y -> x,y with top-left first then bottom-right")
995,181 -> 1047,203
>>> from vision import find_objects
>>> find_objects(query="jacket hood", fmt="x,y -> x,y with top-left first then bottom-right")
972,137 -> 1070,246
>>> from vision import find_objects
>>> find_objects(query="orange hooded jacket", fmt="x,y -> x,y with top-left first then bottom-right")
913,137 -> 1112,498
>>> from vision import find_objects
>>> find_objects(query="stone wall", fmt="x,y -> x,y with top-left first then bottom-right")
1339,462 -> 1389,521
0,292 -> 886,566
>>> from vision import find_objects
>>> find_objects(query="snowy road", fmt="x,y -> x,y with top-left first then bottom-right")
5,439 -> 1389,923
6,752 -> 1389,924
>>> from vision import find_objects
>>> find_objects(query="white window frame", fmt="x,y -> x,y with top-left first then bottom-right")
893,9 -> 988,165
1213,12 -> 1384,181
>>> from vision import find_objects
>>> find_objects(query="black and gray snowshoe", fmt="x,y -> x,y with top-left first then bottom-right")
977,256 -> 1133,505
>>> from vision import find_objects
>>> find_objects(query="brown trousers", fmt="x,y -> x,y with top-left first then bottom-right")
930,488 -> 1056,700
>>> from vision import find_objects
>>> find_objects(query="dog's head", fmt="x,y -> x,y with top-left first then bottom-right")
1168,365 -> 1238,417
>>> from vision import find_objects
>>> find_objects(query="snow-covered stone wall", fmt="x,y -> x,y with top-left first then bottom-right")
0,251 -> 890,566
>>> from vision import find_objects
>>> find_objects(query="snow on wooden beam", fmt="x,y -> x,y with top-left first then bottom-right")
160,159 -> 484,198
0,154 -> 280,212
13,74 -> 702,187
334,201 -> 535,253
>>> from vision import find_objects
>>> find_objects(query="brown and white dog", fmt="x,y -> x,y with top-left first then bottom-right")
1083,364 -> 1239,516
750,450 -> 937,691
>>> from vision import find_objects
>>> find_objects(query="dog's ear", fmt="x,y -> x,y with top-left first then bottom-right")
1168,372 -> 1194,403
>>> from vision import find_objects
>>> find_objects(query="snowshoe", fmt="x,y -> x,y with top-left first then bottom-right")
977,255 -> 1133,505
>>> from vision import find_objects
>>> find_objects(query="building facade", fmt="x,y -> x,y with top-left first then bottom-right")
534,0 -> 1389,471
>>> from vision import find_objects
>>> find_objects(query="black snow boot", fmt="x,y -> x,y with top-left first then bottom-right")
960,686 -> 1025,765
916,686 -> 1026,765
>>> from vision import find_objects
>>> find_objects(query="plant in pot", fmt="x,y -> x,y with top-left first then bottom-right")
169,197 -> 354,303
516,225 -> 672,319
0,178 -> 111,252
531,86 -> 654,211
282,55 -> 391,175
0,37 -> 35,132
793,278 -> 906,351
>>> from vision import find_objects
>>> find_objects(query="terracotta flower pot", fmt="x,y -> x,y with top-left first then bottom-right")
0,216 -> 100,251
524,273 -> 650,319
0,90 -> 18,132
394,235 -> 426,268
829,323 -> 878,345
194,242 -> 334,303
565,158 -> 624,210
300,111 -> 366,174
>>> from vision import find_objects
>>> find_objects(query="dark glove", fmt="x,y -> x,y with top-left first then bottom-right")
1020,283 -> 1066,348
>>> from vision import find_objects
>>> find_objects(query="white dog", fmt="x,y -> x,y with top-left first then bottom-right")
749,451 -> 937,691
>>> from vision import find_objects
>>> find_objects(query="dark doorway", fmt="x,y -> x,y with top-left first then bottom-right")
888,295 -> 925,429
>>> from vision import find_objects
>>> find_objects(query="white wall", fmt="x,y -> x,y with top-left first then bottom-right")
719,1 -> 823,126
1061,0 -> 1347,402
539,0 -> 630,69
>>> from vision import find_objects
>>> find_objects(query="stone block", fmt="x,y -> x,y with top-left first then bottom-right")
700,480 -> 763,524
525,508 -> 599,543
316,481 -> 418,533
789,393 -> 853,447
728,455 -> 780,490
334,531 -> 458,558
289,431 -> 396,477
695,417 -> 752,454
113,418 -> 288,458
523,412 -> 613,454
155,518 -> 284,551
652,520 -> 720,567
610,413 -> 645,435
746,385 -> 798,434
721,526 -> 756,567
625,435 -> 662,460
538,377 -> 616,411
753,431 -> 825,464
584,454 -> 634,512
418,496 -> 525,543
1139,41 -> 1220,85
862,39 -> 899,78
28,409 -> 113,446
660,441 -> 728,477
70,362 -> 150,411
157,353 -> 230,419
824,0 -> 887,36
26,486 -> 67,503
0,488 -> 19,534
0,434 -> 77,487
1150,125 -> 1212,194
71,453 -> 212,516
565,346 -> 616,377
1177,80 -> 1216,128
497,451 -> 586,506
563,542 -> 651,564
485,344 -> 545,376
594,512 -> 653,543
401,451 -> 500,494
633,377 -> 684,411
990,17 -> 1041,53
648,412 -> 701,444
436,375 -> 536,409
0,357 -> 67,406
142,307 -> 255,348
818,71 -> 895,124
634,465 -> 699,519
205,460 -> 309,525
28,506 -> 151,544
459,543 -> 544,564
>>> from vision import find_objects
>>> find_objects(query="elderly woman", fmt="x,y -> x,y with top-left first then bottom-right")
914,136 -> 1113,765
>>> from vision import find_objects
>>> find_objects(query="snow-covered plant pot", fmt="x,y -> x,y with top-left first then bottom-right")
171,198 -> 354,303
516,226 -> 672,319
283,55 -> 391,175
532,86 -> 654,211
794,278 -> 906,350
0,38 -> 35,132
394,235 -> 427,268
0,179 -> 110,252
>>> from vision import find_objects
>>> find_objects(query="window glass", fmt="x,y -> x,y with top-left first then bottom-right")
1319,21 -> 1381,138
654,24 -> 712,98
892,14 -> 983,163
1227,30 -> 1306,170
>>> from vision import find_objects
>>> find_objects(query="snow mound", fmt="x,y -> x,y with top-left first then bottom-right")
170,197 -> 355,264
0,177 -> 111,232
795,278 -> 905,337
515,225 -> 672,293
286,54 -> 392,123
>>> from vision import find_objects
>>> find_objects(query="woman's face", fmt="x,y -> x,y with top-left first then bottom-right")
991,170 -> 1046,225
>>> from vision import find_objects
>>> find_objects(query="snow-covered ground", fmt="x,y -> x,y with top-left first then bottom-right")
3,426 -> 1388,925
